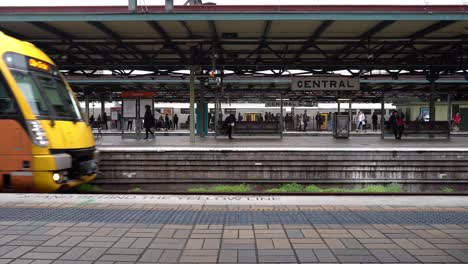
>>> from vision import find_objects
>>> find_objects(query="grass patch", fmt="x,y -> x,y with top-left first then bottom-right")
73,183 -> 102,192
440,187 -> 454,193
129,187 -> 142,192
267,183 -> 403,193
188,184 -> 252,193
265,183 -> 304,193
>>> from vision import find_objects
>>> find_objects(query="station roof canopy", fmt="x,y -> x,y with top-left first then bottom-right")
0,5 -> 467,102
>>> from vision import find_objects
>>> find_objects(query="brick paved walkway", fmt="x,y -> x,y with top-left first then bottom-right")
0,196 -> 467,263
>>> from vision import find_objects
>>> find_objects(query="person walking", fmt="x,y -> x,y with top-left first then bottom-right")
143,105 -> 154,139
225,113 -> 236,139
356,111 -> 365,131
453,112 -> 461,131
372,112 -> 378,131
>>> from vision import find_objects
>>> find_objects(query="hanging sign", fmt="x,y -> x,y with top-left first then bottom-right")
265,101 -> 313,107
291,77 -> 359,91
121,91 -> 155,98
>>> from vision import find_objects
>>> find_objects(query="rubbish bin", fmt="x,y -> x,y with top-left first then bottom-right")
333,114 -> 350,138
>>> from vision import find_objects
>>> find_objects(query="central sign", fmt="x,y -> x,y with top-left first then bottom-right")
291,77 -> 360,91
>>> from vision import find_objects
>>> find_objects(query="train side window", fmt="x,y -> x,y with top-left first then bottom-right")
0,74 -> 18,115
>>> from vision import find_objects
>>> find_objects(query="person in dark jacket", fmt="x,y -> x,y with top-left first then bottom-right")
225,114 -> 236,139
372,112 -> 378,131
165,113 -> 170,130
173,114 -> 179,130
102,112 -> 108,130
315,112 -> 323,131
143,105 -> 154,139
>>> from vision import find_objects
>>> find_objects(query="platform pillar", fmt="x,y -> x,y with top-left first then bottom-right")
447,93 -> 452,139
429,81 -> 436,123
100,98 -> 105,130
85,94 -> 90,123
214,93 -> 218,139
381,92 -> 385,139
280,94 -> 284,139
189,68 -> 196,142
197,78 -> 208,137
348,98 -> 352,132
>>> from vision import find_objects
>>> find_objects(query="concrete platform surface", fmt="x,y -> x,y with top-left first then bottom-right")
0,194 -> 467,263
95,135 -> 468,151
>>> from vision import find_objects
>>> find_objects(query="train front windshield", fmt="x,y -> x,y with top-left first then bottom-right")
3,52 -> 82,121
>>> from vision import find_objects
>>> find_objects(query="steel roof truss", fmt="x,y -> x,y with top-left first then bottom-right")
147,21 -> 188,63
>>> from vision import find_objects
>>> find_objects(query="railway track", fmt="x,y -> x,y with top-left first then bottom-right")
92,147 -> 468,193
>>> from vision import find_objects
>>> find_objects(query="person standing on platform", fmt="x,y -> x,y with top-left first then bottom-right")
127,118 -> 133,131
389,110 -> 404,139
173,114 -> 179,130
143,105 -> 154,139
327,112 -> 333,131
102,112 -> 108,130
97,114 -> 102,128
89,115 -> 95,127
165,113 -> 170,131
303,110 -> 308,131
315,112 -> 323,131
372,112 -> 378,131
225,113 -> 236,139
237,113 -> 243,122
453,112 -> 461,131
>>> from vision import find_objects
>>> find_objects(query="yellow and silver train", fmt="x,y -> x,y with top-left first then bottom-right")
0,32 -> 97,192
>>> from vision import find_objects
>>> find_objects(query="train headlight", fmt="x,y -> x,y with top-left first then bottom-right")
26,121 -> 49,147
52,172 -> 61,182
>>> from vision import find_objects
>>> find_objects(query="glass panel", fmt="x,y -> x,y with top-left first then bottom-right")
10,70 -> 49,116
36,75 -> 81,120
0,74 -> 18,115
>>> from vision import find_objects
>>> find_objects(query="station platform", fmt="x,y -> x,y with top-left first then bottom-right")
0,194 -> 467,263
93,135 -> 468,192
95,133 -> 468,150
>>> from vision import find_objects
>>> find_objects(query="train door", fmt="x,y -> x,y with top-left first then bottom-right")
0,70 -> 33,191
320,113 -> 328,130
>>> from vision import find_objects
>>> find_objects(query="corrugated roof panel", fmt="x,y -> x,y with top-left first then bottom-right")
2,22 -> 57,38
269,21 -> 323,38
216,21 -> 265,38
100,21 -> 160,38
323,21 -> 377,38
47,21 -> 106,38
374,21 -> 435,37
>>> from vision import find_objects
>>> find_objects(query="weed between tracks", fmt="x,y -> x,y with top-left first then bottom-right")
187,183 -> 403,193
188,184 -> 252,193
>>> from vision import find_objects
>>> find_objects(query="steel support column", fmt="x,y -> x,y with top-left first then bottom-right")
280,94 -> 284,139
199,78 -> 205,137
214,92 -> 218,139
100,98 -> 105,129
447,93 -> 452,139
381,92 -> 385,139
189,68 -> 195,142
429,79 -> 436,139
85,94 -> 90,122
348,98 -> 352,132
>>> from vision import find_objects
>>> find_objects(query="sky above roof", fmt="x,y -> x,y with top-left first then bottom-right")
1,0 -> 466,6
